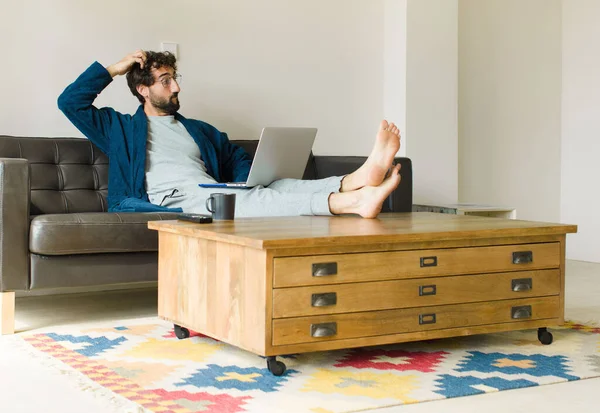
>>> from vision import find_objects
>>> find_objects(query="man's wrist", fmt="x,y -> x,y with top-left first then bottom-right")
105,65 -> 118,78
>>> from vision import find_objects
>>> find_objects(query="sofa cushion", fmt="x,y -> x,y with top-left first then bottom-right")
30,212 -> 179,255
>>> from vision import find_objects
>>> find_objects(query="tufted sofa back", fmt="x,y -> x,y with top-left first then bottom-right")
0,136 -> 410,215
0,136 -> 316,216
0,136 -> 108,214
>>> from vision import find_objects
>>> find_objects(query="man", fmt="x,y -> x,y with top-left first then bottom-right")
58,50 -> 402,218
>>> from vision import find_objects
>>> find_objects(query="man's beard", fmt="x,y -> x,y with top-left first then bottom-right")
149,93 -> 180,115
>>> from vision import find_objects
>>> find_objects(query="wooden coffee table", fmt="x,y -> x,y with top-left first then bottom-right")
148,213 -> 577,376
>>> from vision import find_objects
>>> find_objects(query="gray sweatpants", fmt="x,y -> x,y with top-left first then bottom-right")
157,176 -> 344,218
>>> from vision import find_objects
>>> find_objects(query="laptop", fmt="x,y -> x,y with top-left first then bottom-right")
198,127 -> 317,189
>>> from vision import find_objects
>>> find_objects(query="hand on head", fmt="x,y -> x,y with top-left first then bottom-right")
107,50 -> 147,78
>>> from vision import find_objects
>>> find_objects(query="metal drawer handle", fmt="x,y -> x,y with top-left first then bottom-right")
512,278 -> 532,292
310,322 -> 337,337
512,251 -> 533,264
420,256 -> 438,267
419,313 -> 437,325
312,262 -> 338,277
419,285 -> 437,296
511,305 -> 532,319
311,292 -> 337,307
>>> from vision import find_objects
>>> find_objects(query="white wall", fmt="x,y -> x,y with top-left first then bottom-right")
458,0 -> 562,222
561,0 -> 600,262
384,0 -> 407,157
6,1 -> 592,264
0,0 -> 385,157
406,0 -> 459,204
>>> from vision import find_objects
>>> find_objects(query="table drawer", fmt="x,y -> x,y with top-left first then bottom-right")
272,296 -> 559,346
272,269 -> 560,318
273,243 -> 559,287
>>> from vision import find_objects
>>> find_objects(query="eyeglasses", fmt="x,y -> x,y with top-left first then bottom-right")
156,74 -> 182,88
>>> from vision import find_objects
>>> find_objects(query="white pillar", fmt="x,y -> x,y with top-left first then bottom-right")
384,0 -> 408,158
406,0 -> 459,204
561,0 -> 600,262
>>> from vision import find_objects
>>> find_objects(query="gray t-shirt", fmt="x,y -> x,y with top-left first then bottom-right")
145,116 -> 216,204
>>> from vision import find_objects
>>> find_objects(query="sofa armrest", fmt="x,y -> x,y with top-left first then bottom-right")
312,156 -> 413,213
0,158 -> 30,291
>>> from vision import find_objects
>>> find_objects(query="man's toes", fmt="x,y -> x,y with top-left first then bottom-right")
388,164 -> 401,179
379,120 -> 389,132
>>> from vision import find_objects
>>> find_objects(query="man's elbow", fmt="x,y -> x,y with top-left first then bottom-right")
57,89 -> 73,114
57,93 -> 68,113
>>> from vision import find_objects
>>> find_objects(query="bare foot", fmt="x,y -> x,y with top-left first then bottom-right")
330,164 -> 401,218
341,120 -> 401,192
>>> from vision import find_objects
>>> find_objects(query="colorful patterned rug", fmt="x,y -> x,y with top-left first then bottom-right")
9,318 -> 600,413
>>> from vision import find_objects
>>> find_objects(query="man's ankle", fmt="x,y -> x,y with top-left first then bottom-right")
340,175 -> 350,192
328,192 -> 344,214
340,172 -> 360,192
328,191 -> 360,215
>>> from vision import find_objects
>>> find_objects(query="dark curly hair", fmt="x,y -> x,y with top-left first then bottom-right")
126,51 -> 178,104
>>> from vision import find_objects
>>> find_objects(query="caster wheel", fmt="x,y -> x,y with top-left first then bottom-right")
538,327 -> 553,345
267,356 -> 286,376
174,324 -> 190,339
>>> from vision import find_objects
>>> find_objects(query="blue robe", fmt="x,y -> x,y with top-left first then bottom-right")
58,62 -> 252,212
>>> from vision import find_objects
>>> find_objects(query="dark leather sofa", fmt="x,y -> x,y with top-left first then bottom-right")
0,135 -> 412,334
